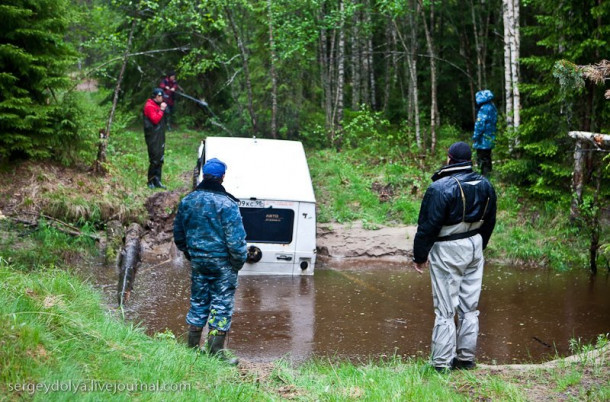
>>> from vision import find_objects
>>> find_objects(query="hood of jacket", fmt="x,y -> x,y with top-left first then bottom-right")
475,89 -> 494,105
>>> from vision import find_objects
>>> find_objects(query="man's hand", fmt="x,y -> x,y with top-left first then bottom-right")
413,261 -> 427,274
160,102 -> 167,111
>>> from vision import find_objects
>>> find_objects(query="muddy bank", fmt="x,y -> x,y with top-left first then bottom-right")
316,221 -> 416,262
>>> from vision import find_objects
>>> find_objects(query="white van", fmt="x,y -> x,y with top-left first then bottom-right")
195,137 -> 316,275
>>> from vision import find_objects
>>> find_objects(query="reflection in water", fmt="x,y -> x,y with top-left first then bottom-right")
90,259 -> 610,364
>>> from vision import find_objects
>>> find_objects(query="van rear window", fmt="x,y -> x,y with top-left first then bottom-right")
239,208 -> 294,244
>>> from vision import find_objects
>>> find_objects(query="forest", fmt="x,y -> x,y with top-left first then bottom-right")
2,0 -> 609,269
2,0 -> 609,185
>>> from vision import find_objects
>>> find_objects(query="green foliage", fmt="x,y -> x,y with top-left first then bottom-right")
553,60 -> 586,95
309,144 -> 427,225
516,0 -> 610,200
0,0 -> 83,161
0,221 -> 96,272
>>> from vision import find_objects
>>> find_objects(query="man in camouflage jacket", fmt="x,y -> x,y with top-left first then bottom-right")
173,158 -> 247,364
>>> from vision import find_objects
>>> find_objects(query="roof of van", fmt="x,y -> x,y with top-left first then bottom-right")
204,137 -> 316,203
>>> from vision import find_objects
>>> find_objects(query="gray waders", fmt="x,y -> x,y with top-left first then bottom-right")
428,234 -> 484,369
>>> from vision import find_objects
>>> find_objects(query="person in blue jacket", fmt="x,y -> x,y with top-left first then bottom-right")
173,158 -> 247,365
472,89 -> 498,176
412,142 -> 497,372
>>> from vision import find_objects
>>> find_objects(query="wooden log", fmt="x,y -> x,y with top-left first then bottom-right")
568,131 -> 610,148
568,131 -> 609,219
117,223 -> 142,305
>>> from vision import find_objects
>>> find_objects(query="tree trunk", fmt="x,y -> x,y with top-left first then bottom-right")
319,3 -> 335,146
333,0 -> 345,147
350,1 -> 361,110
509,0 -> 520,129
503,0 -> 520,148
225,7 -> 259,134
570,138 -> 585,220
470,0 -> 483,89
267,0 -> 278,139
382,18 -> 396,113
93,17 -> 137,175
393,14 -> 420,148
418,0 -> 438,153
364,2 -> 376,109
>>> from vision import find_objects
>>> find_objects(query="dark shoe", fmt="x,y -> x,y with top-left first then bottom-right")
187,325 -> 203,349
152,178 -> 166,189
452,358 -> 476,370
147,182 -> 156,189
207,331 -> 239,366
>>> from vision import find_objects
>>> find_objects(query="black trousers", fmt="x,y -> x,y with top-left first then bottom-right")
144,124 -> 165,184
476,149 -> 492,176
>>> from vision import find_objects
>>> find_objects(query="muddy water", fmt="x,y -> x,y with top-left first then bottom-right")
91,259 -> 610,364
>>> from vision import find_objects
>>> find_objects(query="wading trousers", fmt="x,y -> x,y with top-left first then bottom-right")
186,259 -> 238,332
428,234 -> 484,368
144,124 -> 165,185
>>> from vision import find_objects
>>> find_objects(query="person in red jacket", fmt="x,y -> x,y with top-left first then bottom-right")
159,71 -> 181,130
143,88 -> 167,189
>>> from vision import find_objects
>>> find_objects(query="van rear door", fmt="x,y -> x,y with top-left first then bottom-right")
239,199 -> 298,275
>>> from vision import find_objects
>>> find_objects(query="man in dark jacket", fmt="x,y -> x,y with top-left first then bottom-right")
412,141 -> 497,372
159,71 -> 181,130
143,88 -> 167,189
173,158 -> 248,365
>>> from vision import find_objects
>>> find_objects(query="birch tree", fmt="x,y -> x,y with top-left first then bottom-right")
503,0 -> 520,137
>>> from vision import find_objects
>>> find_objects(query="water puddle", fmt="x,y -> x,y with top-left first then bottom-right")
89,258 -> 610,364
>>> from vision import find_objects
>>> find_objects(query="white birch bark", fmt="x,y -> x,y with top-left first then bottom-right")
510,0 -> 520,129
502,0 -> 513,128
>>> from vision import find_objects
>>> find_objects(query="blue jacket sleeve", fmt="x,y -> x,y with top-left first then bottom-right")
173,202 -> 187,252
220,202 -> 248,270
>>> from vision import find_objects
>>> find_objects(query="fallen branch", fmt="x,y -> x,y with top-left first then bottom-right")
7,212 -> 101,241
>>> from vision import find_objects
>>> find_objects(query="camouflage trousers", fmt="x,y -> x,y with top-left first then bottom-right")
186,259 -> 238,332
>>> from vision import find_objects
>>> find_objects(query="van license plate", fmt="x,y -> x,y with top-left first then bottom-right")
240,200 -> 265,208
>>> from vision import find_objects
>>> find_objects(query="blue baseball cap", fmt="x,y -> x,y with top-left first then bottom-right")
203,158 -> 227,178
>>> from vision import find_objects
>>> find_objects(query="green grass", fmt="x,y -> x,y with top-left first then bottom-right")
309,148 -> 425,225
0,257 -> 265,401
1,224 -> 609,400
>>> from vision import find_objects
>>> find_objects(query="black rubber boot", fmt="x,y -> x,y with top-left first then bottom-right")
187,325 -> 203,349
452,358 -> 476,370
207,331 -> 239,366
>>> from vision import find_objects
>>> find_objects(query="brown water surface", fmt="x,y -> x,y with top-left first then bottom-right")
91,259 -> 610,364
